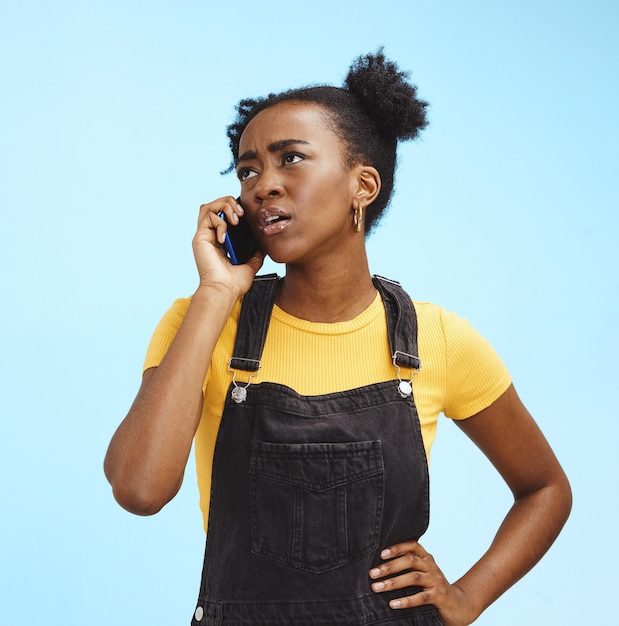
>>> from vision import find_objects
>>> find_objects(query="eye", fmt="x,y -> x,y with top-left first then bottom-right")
237,168 -> 257,181
282,152 -> 303,165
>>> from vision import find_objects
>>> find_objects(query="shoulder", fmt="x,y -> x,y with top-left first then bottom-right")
157,297 -> 192,330
153,295 -> 245,333
412,300 -> 470,348
413,300 -> 494,351
142,296 -> 243,372
412,300 -> 512,419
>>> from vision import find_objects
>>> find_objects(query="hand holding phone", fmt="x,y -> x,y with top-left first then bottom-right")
218,200 -> 260,265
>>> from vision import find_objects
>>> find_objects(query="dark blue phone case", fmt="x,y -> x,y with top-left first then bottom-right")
218,211 -> 240,265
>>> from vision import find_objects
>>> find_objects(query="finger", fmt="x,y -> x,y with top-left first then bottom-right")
244,249 -> 266,273
232,250 -> 266,286
197,204 -> 222,227
198,196 -> 243,226
196,207 -> 233,247
219,198 -> 243,226
213,196 -> 244,224
380,540 -> 429,561
371,569 -> 431,593
369,552 -> 429,580
388,589 -> 435,610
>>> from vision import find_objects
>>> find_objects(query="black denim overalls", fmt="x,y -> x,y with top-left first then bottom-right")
191,275 -> 443,626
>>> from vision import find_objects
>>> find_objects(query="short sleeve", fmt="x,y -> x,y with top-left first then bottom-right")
441,309 -> 512,419
142,298 -> 191,372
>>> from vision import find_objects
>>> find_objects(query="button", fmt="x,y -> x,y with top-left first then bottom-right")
194,606 -> 204,621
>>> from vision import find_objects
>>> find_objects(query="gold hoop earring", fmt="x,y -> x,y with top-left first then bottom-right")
353,204 -> 363,233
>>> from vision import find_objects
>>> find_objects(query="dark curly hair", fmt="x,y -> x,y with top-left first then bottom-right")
226,49 -> 428,234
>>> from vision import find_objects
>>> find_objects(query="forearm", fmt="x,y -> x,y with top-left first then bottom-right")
453,477 -> 572,622
369,387 -> 571,625
104,285 -> 238,514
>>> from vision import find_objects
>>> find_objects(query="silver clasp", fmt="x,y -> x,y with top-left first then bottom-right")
392,352 -> 420,398
227,358 -> 261,403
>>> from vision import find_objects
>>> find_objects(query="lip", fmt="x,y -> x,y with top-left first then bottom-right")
257,207 -> 292,236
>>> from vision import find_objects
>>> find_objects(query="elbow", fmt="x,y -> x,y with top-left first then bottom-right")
545,462 -> 573,527
104,458 -> 179,516
516,467 -> 573,535
557,471 -> 573,526
111,482 -> 168,516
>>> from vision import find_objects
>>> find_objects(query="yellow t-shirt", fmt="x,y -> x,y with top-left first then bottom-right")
144,291 -> 511,532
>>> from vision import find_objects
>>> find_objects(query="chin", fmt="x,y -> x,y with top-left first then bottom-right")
262,242 -> 303,265
266,252 -> 295,265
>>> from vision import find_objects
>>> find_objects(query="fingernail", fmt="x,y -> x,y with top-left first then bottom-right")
390,600 -> 402,609
370,568 -> 381,578
381,549 -> 392,558
373,582 -> 385,591
236,203 -> 244,214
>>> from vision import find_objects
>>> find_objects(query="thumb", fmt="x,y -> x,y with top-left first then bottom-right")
245,249 -> 266,275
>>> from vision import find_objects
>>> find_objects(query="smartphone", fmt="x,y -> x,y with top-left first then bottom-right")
218,199 -> 260,265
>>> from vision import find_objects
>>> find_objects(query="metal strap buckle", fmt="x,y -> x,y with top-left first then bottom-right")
227,358 -> 261,403
392,352 -> 421,398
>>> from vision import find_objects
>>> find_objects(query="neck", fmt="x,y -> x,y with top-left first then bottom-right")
276,251 -> 376,323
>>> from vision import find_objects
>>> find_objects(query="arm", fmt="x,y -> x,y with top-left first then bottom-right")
104,197 -> 264,516
369,384 -> 572,625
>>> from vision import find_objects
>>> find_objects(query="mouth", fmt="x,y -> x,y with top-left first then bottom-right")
257,207 -> 291,235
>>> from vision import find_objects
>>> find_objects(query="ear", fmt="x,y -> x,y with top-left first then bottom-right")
352,165 -> 381,207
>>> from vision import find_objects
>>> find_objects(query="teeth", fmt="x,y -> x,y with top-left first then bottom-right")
265,215 -> 281,224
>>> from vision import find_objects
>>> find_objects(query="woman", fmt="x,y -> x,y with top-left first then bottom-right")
104,51 -> 571,625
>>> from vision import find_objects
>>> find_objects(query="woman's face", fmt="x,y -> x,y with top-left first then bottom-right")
237,101 -> 364,265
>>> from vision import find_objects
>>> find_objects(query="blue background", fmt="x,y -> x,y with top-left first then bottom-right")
1,1 -> 617,624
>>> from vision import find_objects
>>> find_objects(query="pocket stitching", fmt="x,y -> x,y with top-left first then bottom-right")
249,441 -> 384,573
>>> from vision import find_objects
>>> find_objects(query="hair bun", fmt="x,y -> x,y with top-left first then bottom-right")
344,49 -> 428,142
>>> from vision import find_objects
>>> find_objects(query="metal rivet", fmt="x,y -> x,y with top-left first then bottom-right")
194,606 -> 204,621
231,386 -> 247,403
398,380 -> 412,398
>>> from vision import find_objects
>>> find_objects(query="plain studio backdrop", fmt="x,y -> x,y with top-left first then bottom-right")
1,1 -> 617,624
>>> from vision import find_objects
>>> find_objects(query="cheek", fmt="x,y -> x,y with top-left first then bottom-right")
304,166 -> 354,208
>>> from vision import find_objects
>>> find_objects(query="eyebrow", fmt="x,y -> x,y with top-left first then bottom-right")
236,139 -> 310,165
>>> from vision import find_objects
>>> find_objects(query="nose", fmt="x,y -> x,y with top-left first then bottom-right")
253,164 -> 284,202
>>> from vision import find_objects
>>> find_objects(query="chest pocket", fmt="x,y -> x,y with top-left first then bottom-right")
249,440 -> 384,574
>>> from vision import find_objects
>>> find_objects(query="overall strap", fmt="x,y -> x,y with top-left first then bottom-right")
372,275 -> 421,371
231,273 -> 420,372
229,274 -> 280,372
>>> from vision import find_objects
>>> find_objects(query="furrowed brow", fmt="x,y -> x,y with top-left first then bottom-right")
236,140 -> 310,166
267,139 -> 310,153
236,149 -> 258,164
